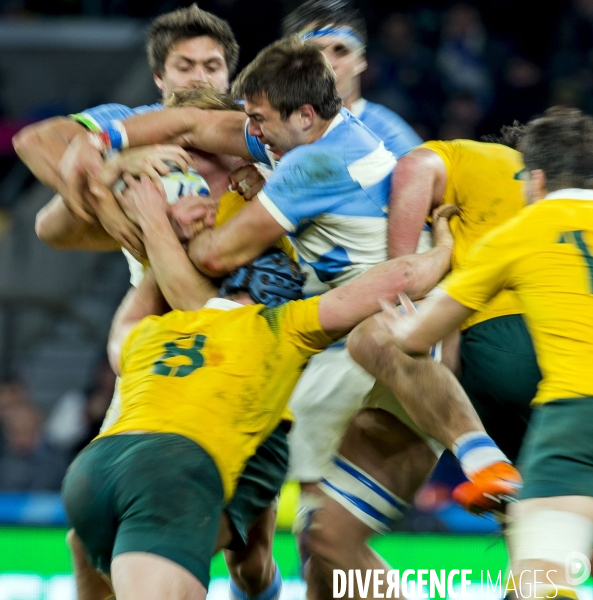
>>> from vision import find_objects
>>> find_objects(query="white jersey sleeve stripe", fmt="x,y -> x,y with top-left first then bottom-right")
347,142 -> 397,189
257,191 -> 296,232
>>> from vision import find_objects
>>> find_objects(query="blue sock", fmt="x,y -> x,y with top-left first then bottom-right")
453,432 -> 510,478
230,563 -> 282,600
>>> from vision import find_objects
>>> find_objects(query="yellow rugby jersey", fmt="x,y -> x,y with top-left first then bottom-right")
421,140 -> 526,329
99,296 -> 334,499
441,189 -> 593,404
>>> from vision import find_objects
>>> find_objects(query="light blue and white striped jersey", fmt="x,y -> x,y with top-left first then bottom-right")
351,98 -> 422,159
246,107 -> 396,287
70,102 -> 163,132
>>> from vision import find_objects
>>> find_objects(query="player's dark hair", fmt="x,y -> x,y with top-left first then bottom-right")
231,37 -> 342,120
282,0 -> 367,46
481,121 -> 527,150
520,106 -> 593,191
147,4 -> 239,78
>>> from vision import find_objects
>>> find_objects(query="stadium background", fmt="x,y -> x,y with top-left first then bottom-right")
0,0 -> 592,597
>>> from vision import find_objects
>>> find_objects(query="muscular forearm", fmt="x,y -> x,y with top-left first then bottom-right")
319,245 -> 452,337
139,212 -> 218,311
13,117 -> 85,195
124,107 -> 252,159
35,194 -> 119,251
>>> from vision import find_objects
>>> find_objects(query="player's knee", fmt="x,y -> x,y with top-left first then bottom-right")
346,319 -> 378,367
346,408 -> 422,448
306,515 -> 350,572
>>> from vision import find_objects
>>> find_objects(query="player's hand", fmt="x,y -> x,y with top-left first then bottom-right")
373,294 -> 427,355
229,163 -> 268,201
114,173 -> 168,227
169,194 -> 218,240
86,181 -> 146,258
431,204 -> 459,251
59,133 -> 104,223
101,145 -> 191,189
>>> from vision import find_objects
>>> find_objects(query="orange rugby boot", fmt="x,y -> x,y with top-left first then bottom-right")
452,461 -> 522,515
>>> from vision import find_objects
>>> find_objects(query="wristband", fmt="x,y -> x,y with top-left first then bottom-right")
87,131 -> 111,154
106,119 -> 129,151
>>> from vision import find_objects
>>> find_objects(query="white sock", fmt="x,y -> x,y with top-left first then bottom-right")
453,431 -> 510,478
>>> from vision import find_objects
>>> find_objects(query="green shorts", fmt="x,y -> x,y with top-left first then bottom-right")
519,398 -> 593,499
226,421 -> 290,551
62,433 -> 224,587
460,314 -> 542,462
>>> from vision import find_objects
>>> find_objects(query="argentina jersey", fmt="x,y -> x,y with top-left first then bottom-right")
70,102 -> 163,132
350,98 -> 422,159
246,108 -> 396,286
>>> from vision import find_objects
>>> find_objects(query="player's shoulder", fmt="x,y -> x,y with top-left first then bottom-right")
360,101 -> 409,128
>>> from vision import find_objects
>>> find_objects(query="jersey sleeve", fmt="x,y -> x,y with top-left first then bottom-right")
419,141 -> 457,206
263,296 -> 335,356
244,120 -> 272,165
257,149 -> 346,231
70,102 -> 162,132
380,113 -> 423,158
440,218 -> 522,311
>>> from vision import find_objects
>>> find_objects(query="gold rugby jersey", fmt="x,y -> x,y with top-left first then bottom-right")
422,140 -> 526,329
441,189 -> 593,404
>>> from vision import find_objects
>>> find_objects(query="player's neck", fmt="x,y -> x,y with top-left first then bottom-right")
342,84 -> 362,112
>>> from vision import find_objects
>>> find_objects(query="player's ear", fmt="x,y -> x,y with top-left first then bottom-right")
298,104 -> 315,130
154,72 -> 165,94
530,169 -> 548,200
354,54 -> 368,76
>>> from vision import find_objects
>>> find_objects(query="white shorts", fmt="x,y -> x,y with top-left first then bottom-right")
287,345 -> 375,482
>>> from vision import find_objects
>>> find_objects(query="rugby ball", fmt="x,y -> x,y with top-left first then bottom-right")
113,164 -> 210,205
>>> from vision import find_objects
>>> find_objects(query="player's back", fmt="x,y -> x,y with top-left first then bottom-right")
100,297 -> 332,497
423,139 -> 526,328
490,193 -> 593,403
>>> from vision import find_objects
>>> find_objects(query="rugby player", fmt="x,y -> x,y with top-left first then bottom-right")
280,0 -> 423,556
372,106 -> 593,600
61,168 -> 457,600
33,84 -> 294,600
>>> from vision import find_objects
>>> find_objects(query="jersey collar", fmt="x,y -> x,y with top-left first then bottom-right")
322,110 -> 345,138
205,298 -> 243,311
544,188 -> 593,201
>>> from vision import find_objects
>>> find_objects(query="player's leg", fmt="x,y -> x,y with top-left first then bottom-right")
348,316 -> 521,511
505,397 -> 593,599
287,346 -> 375,571
111,552 -> 206,600
66,529 -> 114,600
306,407 -> 439,600
459,315 -> 540,463
222,421 -> 290,600
507,497 -> 593,599
225,506 -> 279,599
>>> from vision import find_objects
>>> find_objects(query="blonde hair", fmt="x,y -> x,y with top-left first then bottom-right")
164,82 -> 243,112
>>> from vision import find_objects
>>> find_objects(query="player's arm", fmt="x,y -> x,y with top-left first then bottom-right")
388,148 -> 447,257
117,174 -> 218,311
35,193 -> 120,251
107,270 -> 168,376
317,207 -> 455,338
187,197 -> 286,277
123,107 -> 253,160
13,117 -> 86,197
